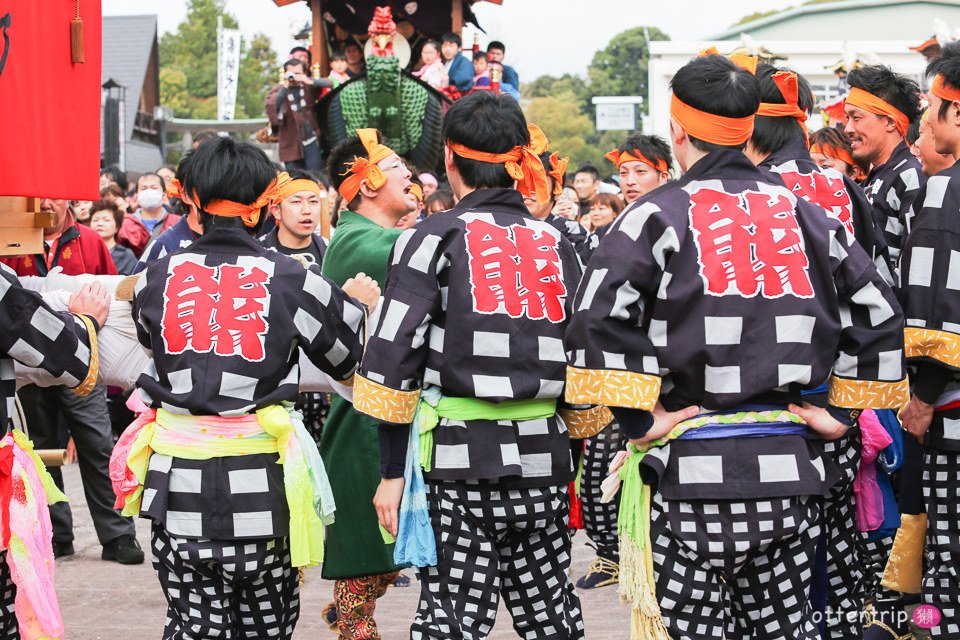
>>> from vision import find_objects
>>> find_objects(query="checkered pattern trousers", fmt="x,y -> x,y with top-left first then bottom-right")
0,552 -> 15,640
580,420 -> 624,561
150,521 -> 300,639
412,481 -> 585,640
922,449 -> 960,639
650,491 -> 822,640
820,435 -> 865,640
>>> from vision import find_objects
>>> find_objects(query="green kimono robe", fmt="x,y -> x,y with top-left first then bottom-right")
320,210 -> 404,579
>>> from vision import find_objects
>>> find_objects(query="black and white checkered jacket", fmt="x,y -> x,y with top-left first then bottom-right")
565,150 -> 909,500
863,140 -> 925,269
0,262 -> 95,430
131,228 -> 366,539
355,188 -> 587,488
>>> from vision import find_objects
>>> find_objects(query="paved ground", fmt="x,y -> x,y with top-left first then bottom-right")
55,463 -> 631,639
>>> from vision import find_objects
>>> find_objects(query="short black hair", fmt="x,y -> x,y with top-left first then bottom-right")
441,33 -> 462,48
283,58 -> 306,72
327,131 -> 384,210
330,50 -> 347,62
167,149 -> 194,216
574,163 -> 600,182
670,54 -> 760,152
847,64 -> 922,124
473,50 -> 487,63
907,118 -> 922,145
750,63 -> 814,156
100,165 -> 128,192
343,40 -> 362,51
137,171 -> 166,191
290,45 -> 309,55
488,40 -> 505,53
616,134 -> 673,175
443,91 -> 528,190
927,41 -> 960,121
179,136 -> 276,234
425,189 -> 455,213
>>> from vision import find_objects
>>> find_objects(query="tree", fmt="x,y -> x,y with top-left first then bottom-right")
159,0 -> 278,119
587,26 -> 670,111
525,96 -> 606,170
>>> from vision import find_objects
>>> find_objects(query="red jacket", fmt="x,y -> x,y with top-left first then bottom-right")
1,218 -> 118,276
118,215 -> 151,258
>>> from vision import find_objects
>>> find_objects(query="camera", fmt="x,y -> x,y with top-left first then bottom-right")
287,73 -> 297,82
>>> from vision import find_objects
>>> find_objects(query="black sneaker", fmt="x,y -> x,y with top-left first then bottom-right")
101,535 -> 144,565
575,555 -> 619,589
52,541 -> 75,559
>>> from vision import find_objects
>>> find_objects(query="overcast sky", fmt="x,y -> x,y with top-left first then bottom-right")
103,0 -> 798,80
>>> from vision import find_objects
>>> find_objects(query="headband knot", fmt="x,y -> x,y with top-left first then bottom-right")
448,123 -> 552,204
337,128 -> 396,202
166,178 -> 184,200
200,172 -> 291,228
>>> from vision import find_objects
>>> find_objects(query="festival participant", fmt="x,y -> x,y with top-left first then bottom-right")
358,91 -> 598,640
111,136 -> 379,639
911,108 -> 955,177
315,128 -> 419,640
605,134 -> 672,205
845,65 -> 924,267
897,42 -> 960,640
745,62 -> 899,639
258,168 -> 327,268
0,269 -> 108,640
565,53 -> 908,640
809,127 -> 866,181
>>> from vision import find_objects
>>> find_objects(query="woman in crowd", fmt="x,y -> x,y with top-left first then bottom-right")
89,200 -> 138,275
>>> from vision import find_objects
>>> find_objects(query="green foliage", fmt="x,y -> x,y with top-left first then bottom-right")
521,26 -> 669,176
159,0 -> 278,119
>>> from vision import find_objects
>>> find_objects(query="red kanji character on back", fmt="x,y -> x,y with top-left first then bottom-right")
688,184 -> 814,299
465,218 -> 567,323
161,260 -> 271,361
777,169 -> 855,238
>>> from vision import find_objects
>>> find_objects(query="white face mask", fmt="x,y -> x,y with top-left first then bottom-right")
138,188 -> 164,210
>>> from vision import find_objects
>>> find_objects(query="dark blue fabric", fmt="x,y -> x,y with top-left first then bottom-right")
447,55 -> 475,92
868,409 -> 903,539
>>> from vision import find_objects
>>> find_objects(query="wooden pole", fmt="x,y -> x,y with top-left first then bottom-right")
451,0 -> 464,35
311,0 -> 330,77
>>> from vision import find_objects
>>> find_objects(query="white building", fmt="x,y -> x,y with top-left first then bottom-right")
646,0 -> 960,142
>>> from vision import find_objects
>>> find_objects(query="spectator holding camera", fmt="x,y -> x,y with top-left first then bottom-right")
265,58 -> 332,172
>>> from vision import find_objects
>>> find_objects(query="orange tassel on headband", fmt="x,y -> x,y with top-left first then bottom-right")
698,46 -> 758,74
604,149 -> 669,173
338,129 -> 397,202
202,172 -> 292,228
757,71 -> 809,145
845,87 -> 910,140
671,94 -> 755,146
448,123 -> 552,204
548,152 -> 568,197
166,178 -> 184,200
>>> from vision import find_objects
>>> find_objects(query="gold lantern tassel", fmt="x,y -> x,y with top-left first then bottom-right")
71,0 -> 84,63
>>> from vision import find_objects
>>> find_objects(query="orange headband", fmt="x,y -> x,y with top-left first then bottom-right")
845,87 -> 910,140
670,93 -> 755,146
810,143 -> 855,168
931,74 -> 960,104
548,152 -> 568,197
165,178 -> 184,200
757,71 -> 808,123
604,149 -> 668,173
409,183 -> 423,203
337,128 -> 396,202
202,172 -> 292,228
448,123 -> 551,204
276,178 -> 322,202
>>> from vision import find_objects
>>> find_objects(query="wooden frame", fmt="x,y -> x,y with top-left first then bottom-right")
0,197 -> 53,257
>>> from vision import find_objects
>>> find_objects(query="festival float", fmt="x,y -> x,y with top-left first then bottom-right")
271,0 -> 503,172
